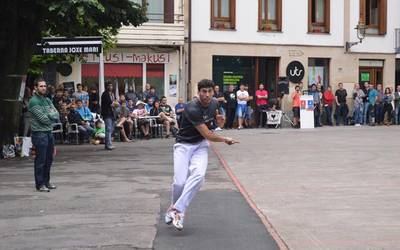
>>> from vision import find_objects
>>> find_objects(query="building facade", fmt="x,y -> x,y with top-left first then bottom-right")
58,0 -> 185,106
188,0 -> 399,112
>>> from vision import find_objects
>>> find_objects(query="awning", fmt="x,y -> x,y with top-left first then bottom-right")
82,63 -> 143,78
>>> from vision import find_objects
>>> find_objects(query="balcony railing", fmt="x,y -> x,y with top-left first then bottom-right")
146,13 -> 184,24
396,28 -> 400,53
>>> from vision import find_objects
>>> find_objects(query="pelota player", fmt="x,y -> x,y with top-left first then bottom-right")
165,79 -> 239,230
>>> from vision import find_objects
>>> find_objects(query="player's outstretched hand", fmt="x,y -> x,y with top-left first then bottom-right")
224,137 -> 239,145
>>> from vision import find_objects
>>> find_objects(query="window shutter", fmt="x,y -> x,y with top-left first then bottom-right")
308,0 -> 312,32
164,0 -> 174,23
379,0 -> 387,35
325,0 -> 330,33
277,0 -> 282,31
359,0 -> 366,25
230,0 -> 236,29
210,0 -> 215,28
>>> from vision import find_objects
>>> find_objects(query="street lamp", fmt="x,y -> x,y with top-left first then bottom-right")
346,23 -> 367,52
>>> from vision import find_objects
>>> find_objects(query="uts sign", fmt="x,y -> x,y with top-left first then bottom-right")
286,61 -> 305,83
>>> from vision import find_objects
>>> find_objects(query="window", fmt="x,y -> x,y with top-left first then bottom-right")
308,58 -> 330,90
147,64 -> 165,96
81,63 -> 143,95
258,0 -> 282,31
359,0 -> 387,35
308,0 -> 330,33
132,0 -> 174,23
211,0 -> 236,30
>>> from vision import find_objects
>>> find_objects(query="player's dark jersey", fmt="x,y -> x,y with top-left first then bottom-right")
176,98 -> 218,144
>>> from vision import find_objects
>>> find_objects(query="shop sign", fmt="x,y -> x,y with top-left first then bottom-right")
286,61 -> 305,83
35,37 -> 103,55
84,52 -> 170,64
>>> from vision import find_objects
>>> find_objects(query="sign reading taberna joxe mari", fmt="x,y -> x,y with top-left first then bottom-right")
35,36 -> 102,55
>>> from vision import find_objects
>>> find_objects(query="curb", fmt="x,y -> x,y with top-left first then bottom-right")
211,144 -> 289,250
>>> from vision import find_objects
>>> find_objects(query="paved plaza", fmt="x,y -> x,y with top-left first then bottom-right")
1,126 -> 400,249
214,126 -> 400,250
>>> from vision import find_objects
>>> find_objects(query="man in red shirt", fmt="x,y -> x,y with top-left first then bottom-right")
255,84 -> 269,127
323,85 -> 335,126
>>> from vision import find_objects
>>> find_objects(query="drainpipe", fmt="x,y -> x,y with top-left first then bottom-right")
188,0 -> 192,100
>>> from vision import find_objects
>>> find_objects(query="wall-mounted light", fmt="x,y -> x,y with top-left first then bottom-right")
346,22 -> 367,52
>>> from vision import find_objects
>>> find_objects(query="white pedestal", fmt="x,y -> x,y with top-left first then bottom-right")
300,95 -> 314,129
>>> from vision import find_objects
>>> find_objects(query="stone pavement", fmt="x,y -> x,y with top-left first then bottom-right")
213,126 -> 400,250
0,138 -> 278,250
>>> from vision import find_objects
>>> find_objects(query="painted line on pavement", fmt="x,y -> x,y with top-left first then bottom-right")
211,144 -> 289,250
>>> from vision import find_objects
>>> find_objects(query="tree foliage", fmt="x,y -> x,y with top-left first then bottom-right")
0,0 -> 147,145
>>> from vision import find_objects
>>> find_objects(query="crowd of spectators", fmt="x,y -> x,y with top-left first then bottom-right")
212,81 -> 400,129
22,82 -> 180,145
22,79 -> 400,145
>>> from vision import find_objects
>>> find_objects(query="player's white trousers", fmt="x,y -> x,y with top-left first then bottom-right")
172,139 -> 209,214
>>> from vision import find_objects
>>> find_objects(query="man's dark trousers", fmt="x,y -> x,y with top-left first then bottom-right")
226,108 -> 236,129
32,131 -> 54,189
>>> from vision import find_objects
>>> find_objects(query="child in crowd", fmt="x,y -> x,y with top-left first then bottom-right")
92,119 -> 106,145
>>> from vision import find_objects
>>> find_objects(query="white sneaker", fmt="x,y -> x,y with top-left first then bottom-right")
215,127 -> 223,131
173,213 -> 184,231
355,124 -> 361,127
237,126 -> 243,130
164,210 -> 175,225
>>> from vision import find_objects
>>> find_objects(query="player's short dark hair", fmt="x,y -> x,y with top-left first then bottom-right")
198,79 -> 214,91
76,99 -> 82,103
77,83 -> 82,87
34,77 -> 46,87
106,81 -> 113,86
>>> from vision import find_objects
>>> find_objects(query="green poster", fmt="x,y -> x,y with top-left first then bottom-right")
223,72 -> 244,85
361,72 -> 370,82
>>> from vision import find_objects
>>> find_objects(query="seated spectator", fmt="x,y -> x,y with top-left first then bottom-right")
76,99 -> 94,125
145,98 -> 154,113
116,101 -> 133,142
92,119 -> 105,145
125,85 -> 139,103
67,102 -> 94,142
146,86 -> 159,103
160,96 -> 178,136
62,90 -> 73,107
52,88 -> 64,111
73,83 -> 89,107
151,100 -> 175,138
127,99 -> 135,113
89,87 -> 100,114
119,94 -> 128,107
175,98 -> 185,128
59,102 -> 70,142
132,101 -> 151,139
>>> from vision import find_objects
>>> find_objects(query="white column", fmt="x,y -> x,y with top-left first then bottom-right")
99,52 -> 105,102
143,63 -> 147,93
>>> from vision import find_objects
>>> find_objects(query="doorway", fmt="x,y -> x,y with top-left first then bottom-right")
359,67 -> 383,88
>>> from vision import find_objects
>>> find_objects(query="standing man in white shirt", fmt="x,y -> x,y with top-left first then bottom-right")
236,83 -> 249,129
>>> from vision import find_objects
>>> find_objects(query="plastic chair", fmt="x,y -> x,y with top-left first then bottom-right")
52,123 -> 63,144
67,123 -> 79,145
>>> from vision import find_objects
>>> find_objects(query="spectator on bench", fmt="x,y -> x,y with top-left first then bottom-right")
132,101 -> 151,139
67,102 -> 94,142
76,99 -> 94,126
116,98 -> 133,142
151,99 -> 175,138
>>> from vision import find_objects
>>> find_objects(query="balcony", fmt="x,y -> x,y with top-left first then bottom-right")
396,28 -> 400,54
116,13 -> 184,46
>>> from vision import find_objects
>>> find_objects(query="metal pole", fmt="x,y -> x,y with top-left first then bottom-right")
99,52 -> 105,102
